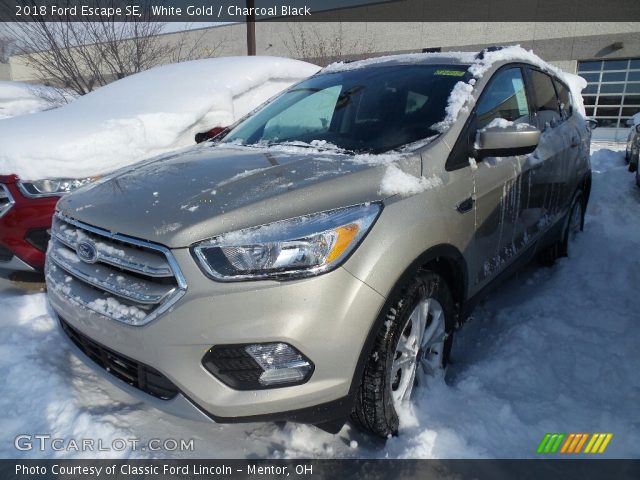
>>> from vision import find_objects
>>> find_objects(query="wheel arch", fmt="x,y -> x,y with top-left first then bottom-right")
580,170 -> 592,210
347,244 -> 468,399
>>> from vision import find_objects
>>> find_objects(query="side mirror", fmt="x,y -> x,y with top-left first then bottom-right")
636,124 -> 640,134
626,118 -> 635,127
474,124 -> 541,159
587,118 -> 598,131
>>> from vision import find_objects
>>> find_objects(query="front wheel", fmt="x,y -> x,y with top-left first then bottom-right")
350,271 -> 454,438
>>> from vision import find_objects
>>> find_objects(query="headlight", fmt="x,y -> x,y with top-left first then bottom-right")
18,177 -> 97,198
192,203 -> 381,281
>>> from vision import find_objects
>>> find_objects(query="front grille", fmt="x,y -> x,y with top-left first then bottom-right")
60,317 -> 179,400
0,184 -> 15,218
45,213 -> 187,326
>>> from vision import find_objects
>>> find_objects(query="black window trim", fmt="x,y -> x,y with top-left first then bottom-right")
524,66 -> 565,126
552,77 -> 574,119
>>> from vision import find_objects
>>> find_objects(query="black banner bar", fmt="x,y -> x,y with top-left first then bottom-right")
0,0 -> 639,22
1,459 -> 640,480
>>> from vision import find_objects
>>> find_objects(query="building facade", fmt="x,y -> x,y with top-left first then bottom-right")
7,20 -> 640,139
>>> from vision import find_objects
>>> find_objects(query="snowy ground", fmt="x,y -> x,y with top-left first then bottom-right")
1,143 -> 638,459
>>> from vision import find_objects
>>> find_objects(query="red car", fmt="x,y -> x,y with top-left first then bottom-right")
0,175 -> 61,271
1,123 -> 229,272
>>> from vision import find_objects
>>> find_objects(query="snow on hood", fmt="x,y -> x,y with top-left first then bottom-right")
0,81 -> 72,120
0,57 -> 320,180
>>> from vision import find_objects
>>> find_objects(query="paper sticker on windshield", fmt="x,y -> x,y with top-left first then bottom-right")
435,69 -> 466,77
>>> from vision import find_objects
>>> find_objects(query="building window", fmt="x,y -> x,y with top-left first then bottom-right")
578,58 -> 640,128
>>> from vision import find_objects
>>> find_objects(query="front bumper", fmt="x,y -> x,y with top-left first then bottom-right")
47,246 -> 385,424
0,175 -> 57,271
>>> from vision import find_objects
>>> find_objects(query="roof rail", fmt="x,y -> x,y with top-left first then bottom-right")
475,46 -> 508,60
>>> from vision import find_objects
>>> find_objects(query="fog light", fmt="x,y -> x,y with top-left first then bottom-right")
245,343 -> 313,386
202,342 -> 314,390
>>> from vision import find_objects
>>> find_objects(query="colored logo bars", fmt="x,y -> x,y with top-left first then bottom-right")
537,433 -> 613,454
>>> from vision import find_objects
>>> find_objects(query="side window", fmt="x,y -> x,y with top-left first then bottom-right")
529,69 -> 562,126
553,78 -> 573,120
476,67 -> 530,129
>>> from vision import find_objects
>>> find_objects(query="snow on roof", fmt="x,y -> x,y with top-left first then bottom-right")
322,51 -> 477,73
436,45 -> 587,132
468,45 -> 587,116
0,81 -> 72,120
324,46 -> 587,134
0,56 -> 320,180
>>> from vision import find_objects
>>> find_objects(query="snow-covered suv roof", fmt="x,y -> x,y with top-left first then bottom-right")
324,46 -> 587,135
323,45 -> 587,120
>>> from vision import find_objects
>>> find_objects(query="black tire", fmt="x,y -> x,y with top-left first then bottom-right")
350,271 -> 455,438
636,167 -> 640,188
538,193 -> 585,265
558,193 -> 585,258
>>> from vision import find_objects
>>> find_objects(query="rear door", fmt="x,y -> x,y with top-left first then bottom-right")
552,77 -> 588,212
525,68 -> 573,230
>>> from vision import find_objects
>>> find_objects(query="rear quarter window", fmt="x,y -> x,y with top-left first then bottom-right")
530,69 -> 562,125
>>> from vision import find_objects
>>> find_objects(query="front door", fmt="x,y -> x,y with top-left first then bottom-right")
468,66 -> 538,290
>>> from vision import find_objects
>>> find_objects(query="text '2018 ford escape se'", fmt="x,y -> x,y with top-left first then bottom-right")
46,47 -> 592,438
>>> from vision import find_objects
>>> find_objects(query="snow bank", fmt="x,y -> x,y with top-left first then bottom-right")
0,81 -> 72,120
0,144 -> 638,459
0,57 -> 319,180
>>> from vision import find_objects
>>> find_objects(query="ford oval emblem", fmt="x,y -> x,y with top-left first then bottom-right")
76,240 -> 98,264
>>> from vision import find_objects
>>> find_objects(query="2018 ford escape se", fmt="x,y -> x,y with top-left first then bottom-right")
45,47 -> 592,437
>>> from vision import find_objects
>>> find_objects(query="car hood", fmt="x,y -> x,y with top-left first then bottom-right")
57,145 -> 411,248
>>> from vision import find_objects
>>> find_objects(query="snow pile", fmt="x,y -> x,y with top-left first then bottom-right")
434,80 -> 476,133
0,81 -> 72,120
0,145 -> 639,459
0,57 -> 320,180
0,292 -> 137,459
477,119 -> 534,135
379,164 -> 442,197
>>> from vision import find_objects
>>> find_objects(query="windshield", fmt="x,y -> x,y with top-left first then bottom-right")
221,64 -> 471,154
